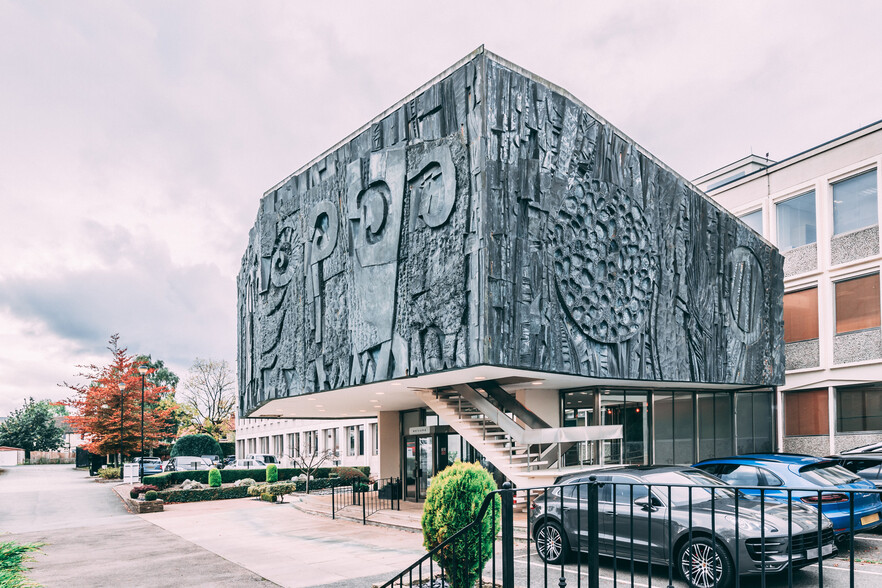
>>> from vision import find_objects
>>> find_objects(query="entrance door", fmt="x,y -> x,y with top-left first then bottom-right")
404,436 -> 433,501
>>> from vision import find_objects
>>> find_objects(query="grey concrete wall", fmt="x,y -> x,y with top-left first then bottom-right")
783,435 -> 830,456
834,328 -> 882,364
835,433 -> 882,453
783,243 -> 817,277
831,225 -> 879,266
785,339 -> 820,370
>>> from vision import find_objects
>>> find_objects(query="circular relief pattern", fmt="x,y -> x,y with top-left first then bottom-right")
549,179 -> 655,343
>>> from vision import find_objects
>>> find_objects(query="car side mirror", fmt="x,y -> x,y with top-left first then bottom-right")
634,496 -> 662,511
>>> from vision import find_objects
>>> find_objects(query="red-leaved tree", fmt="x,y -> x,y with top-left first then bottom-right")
63,334 -> 172,459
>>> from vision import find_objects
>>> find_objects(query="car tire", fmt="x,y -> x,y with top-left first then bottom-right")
535,520 -> 569,565
678,536 -> 733,588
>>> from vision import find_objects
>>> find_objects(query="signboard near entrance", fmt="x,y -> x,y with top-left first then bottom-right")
409,426 -> 431,435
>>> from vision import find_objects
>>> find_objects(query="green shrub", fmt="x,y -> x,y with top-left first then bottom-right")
170,434 -> 223,458
260,492 -> 274,502
219,441 -> 235,457
208,467 -> 221,488
266,463 -> 278,483
130,488 -> 140,499
157,486 -> 249,503
333,466 -> 368,484
0,541 -> 44,588
98,467 -> 121,480
145,490 -> 158,501
143,467 -> 329,489
421,462 -> 500,588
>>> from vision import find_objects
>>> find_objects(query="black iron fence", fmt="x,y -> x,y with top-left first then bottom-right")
383,477 -> 882,588
331,476 -> 401,524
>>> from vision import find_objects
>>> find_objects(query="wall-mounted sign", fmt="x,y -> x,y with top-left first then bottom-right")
409,426 -> 431,436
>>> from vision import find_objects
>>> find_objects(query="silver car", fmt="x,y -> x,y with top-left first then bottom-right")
530,465 -> 835,588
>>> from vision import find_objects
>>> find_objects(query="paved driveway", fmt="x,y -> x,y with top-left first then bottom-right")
0,465 -> 425,587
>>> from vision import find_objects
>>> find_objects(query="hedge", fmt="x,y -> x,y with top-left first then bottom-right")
144,465 -> 371,489
157,486 -> 250,503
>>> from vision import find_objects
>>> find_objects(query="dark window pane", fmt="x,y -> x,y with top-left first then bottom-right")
833,170 -> 878,235
784,288 -> 819,342
653,393 -> 673,465
673,393 -> 694,465
777,191 -> 816,250
784,389 -> 829,436
752,393 -> 773,453
836,274 -> 881,334
838,386 -> 882,432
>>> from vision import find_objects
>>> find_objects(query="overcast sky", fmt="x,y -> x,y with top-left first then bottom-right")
1,1 -> 880,415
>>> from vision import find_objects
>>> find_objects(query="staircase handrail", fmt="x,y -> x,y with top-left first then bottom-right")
450,384 -> 622,444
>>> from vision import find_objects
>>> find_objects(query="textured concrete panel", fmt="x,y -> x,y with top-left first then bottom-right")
831,225 -> 879,266
237,50 -> 786,416
834,328 -> 882,364
835,433 -> 882,453
784,435 -> 830,455
783,243 -> 817,277
785,339 -> 820,370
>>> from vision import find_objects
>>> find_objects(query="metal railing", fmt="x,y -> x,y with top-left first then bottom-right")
382,477 -> 881,588
331,477 -> 400,524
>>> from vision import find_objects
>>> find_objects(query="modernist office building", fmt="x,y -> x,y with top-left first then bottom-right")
237,48 -> 785,499
697,121 -> 882,456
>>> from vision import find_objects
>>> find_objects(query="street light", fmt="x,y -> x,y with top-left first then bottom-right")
138,363 -> 148,482
118,381 -> 125,467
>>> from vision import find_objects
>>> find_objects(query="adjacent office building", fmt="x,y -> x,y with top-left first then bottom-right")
237,48 -> 785,500
696,121 -> 882,455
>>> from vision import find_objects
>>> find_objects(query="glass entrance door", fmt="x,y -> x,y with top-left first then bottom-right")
404,436 -> 434,501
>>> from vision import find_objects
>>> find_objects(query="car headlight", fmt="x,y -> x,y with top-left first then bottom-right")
724,515 -> 777,534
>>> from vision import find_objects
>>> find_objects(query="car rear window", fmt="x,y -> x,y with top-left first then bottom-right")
799,462 -> 862,485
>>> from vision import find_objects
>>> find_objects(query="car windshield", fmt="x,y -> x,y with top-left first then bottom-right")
799,462 -> 862,485
641,470 -> 738,506
842,442 -> 882,454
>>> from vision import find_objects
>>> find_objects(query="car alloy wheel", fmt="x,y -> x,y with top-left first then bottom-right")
678,537 -> 732,588
535,520 -> 568,565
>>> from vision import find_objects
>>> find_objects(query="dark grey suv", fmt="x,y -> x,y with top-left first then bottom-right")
530,466 -> 835,588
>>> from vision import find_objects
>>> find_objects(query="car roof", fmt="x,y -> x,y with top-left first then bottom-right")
555,464 -> 696,483
695,453 -> 826,467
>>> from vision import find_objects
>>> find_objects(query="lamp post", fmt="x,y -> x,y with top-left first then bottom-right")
138,364 -> 148,482
118,381 -> 126,467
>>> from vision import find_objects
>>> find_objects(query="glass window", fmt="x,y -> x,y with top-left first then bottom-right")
783,288 -> 819,342
835,274 -> 881,334
370,423 -> 379,455
715,464 -> 762,486
563,390 -> 596,467
736,392 -> 774,453
739,209 -> 763,234
838,385 -> 882,432
777,191 -> 816,251
653,392 -> 694,465
798,463 -> 861,485
833,170 -> 878,235
784,389 -> 829,436
697,393 -> 733,461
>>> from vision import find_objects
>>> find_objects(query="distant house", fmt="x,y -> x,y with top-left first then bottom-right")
55,416 -> 83,452
0,446 -> 25,466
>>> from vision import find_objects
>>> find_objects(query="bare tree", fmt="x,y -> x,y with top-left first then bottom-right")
180,358 -> 235,438
291,447 -> 335,493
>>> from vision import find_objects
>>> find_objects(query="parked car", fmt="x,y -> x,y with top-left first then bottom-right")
164,456 -> 212,472
827,448 -> 882,488
531,465 -> 834,588
132,457 -> 163,475
693,454 -> 882,540
246,454 -> 277,464
201,454 -> 223,468
232,459 -> 265,469
221,455 -> 237,468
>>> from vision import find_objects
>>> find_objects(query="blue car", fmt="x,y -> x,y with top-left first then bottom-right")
694,454 -> 882,540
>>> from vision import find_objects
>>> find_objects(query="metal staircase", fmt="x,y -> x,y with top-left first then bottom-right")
418,382 -> 622,490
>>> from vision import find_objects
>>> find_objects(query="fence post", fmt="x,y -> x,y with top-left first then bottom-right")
331,484 -> 335,520
588,476 -> 599,588
362,487 -> 367,525
501,482 -> 514,588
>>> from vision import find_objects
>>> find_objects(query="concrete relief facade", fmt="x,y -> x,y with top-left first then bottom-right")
238,51 -> 785,417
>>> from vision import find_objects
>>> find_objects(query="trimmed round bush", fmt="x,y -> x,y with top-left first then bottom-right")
266,463 -> 278,484
333,466 -> 368,484
421,461 -> 500,588
145,490 -> 158,501
208,467 -> 221,488
170,434 -> 223,458
130,488 -> 139,499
